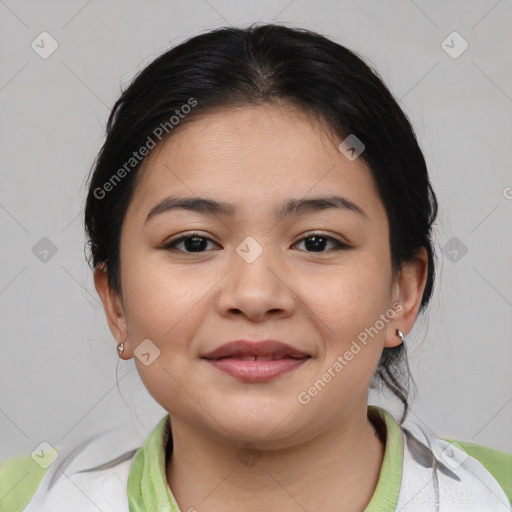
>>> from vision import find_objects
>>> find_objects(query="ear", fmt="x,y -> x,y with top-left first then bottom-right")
385,247 -> 429,348
93,263 -> 130,357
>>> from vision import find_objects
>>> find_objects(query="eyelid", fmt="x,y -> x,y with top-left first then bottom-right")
162,231 -> 217,248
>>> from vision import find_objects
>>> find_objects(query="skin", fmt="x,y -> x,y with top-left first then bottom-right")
94,102 -> 428,512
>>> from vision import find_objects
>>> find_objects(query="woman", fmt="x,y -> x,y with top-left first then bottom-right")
2,22 -> 511,512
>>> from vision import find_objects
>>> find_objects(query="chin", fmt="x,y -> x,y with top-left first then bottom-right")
213,404 -> 303,442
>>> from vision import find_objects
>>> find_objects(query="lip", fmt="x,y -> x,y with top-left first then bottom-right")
201,339 -> 309,360
204,357 -> 310,382
201,340 -> 311,382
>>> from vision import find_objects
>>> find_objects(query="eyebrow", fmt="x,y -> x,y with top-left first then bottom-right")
144,194 -> 369,224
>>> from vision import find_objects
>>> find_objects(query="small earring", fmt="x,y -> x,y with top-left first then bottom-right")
396,329 -> 405,343
117,342 -> 125,357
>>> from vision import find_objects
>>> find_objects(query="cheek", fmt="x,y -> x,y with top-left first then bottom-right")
305,256 -> 391,334
121,252 -> 208,333
303,259 -> 391,397
123,260 -> 205,408
120,257 -> 220,399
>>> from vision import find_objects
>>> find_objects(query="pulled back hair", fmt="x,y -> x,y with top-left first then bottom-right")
84,22 -> 438,424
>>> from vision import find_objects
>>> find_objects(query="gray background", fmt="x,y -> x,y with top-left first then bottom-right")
1,0 -> 511,461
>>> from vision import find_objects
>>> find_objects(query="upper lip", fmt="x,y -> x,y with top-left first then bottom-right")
201,340 -> 310,360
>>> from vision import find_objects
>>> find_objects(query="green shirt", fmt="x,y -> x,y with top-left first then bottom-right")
1,406 -> 511,511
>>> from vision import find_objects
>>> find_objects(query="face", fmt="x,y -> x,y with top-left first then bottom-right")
95,102 -> 427,448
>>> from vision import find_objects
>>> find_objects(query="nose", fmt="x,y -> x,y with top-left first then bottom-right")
216,246 -> 296,322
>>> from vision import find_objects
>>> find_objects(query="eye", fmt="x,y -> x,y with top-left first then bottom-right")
293,233 -> 351,253
162,232 -> 351,254
162,232 -> 218,253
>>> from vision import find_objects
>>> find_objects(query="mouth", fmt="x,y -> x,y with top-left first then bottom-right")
202,354 -> 309,361
200,340 -> 311,382
200,339 -> 310,360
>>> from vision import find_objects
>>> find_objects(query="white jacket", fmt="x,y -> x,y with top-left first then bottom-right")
21,407 -> 512,512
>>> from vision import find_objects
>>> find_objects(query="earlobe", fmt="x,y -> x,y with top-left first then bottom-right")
385,247 -> 429,348
93,265 -> 129,349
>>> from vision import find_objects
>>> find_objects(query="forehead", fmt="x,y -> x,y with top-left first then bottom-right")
126,103 -> 385,224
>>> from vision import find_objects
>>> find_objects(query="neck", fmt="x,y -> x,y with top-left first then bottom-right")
166,401 -> 386,512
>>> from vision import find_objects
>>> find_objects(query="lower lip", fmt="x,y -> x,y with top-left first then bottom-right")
203,357 -> 310,382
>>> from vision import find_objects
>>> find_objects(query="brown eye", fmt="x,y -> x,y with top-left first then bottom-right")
293,234 -> 350,253
163,233 -> 218,253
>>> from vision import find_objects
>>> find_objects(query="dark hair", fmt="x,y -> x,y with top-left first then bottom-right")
84,22 -> 438,424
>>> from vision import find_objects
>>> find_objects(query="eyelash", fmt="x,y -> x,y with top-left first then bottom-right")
162,231 -> 351,253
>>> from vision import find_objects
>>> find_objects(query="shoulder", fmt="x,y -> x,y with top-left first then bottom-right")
0,450 -> 58,512
442,437 -> 512,505
2,422 -> 147,512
